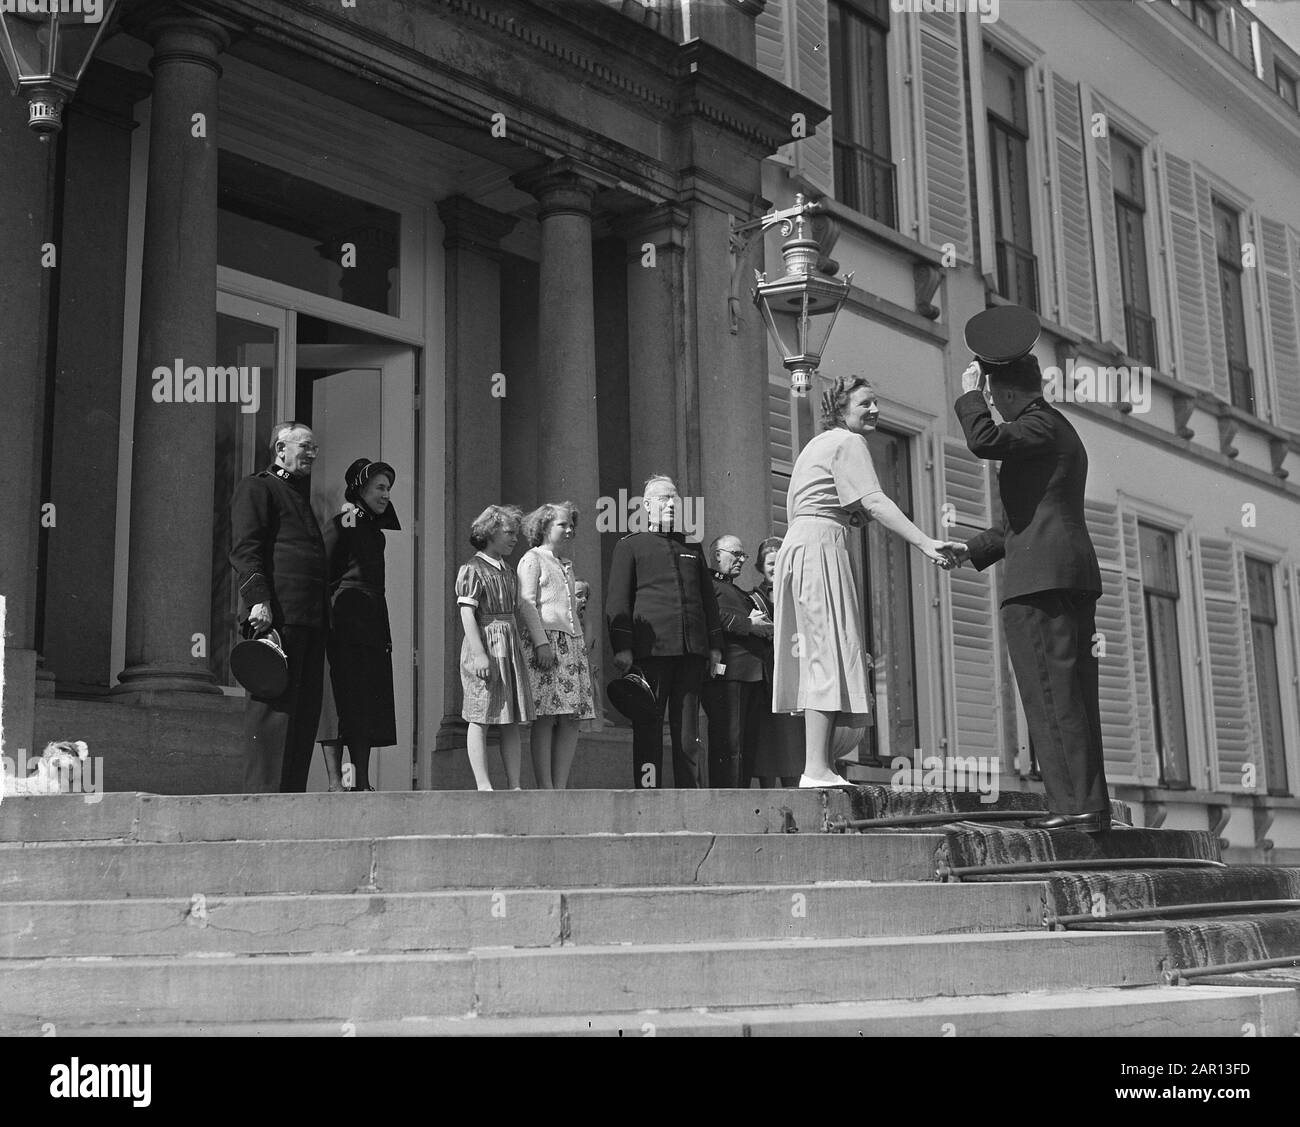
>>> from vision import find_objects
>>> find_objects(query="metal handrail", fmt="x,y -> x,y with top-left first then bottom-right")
828,810 -> 1050,832
1168,954 -> 1300,984
938,857 -> 1226,882
1049,899 -> 1300,929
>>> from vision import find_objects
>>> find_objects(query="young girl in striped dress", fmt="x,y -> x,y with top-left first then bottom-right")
456,505 -> 552,790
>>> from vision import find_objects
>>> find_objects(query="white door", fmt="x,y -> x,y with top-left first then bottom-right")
295,344 -> 418,791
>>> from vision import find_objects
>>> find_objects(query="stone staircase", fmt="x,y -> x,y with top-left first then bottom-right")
1,789 -> 1297,1036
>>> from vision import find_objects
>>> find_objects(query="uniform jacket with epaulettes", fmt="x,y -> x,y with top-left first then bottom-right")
229,466 -> 329,630
606,530 -> 723,659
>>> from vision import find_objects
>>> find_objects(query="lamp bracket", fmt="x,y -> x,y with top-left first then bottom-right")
728,193 -> 823,334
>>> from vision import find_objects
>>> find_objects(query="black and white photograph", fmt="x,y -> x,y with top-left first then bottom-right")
3,0 -> 1300,1087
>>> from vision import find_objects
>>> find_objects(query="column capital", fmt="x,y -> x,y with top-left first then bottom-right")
140,8 -> 231,76
512,159 -> 602,219
437,195 -> 519,259
614,202 -> 691,257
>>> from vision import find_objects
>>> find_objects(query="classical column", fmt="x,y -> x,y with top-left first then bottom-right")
433,196 -> 517,755
0,86 -> 56,755
618,204 -> 690,491
512,160 -> 605,662
114,15 -> 228,699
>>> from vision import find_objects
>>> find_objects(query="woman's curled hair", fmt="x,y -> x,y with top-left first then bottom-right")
820,374 -> 875,431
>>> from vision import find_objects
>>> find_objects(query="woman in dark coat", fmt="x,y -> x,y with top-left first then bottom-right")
748,536 -> 804,787
321,458 -> 400,792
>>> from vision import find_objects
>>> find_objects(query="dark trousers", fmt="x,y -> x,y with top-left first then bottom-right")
1001,590 -> 1108,815
633,655 -> 706,789
242,625 -> 326,793
701,678 -> 764,788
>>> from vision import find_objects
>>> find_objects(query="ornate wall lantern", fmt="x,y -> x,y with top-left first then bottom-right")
741,193 -> 853,397
0,0 -> 119,137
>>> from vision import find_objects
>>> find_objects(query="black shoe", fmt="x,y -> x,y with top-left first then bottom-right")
1025,811 -> 1110,833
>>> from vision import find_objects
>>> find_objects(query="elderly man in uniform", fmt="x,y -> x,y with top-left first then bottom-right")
607,475 -> 723,789
701,534 -> 772,788
230,421 -> 329,793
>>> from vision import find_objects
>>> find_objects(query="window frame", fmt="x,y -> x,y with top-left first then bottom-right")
827,0 -> 897,228
1118,493 -> 1210,791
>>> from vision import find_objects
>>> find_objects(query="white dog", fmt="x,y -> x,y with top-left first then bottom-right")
1,740 -> 90,796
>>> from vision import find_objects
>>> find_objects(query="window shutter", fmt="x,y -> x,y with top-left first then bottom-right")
1259,216 -> 1300,434
753,0 -> 834,195
1081,88 -> 1126,352
940,441 -> 1000,759
1194,170 -> 1230,399
1121,510 -> 1159,781
1044,72 -> 1098,340
769,380 -> 794,536
754,0 -> 787,85
1084,499 -> 1141,783
1199,538 -> 1260,791
1160,150 -> 1222,395
912,12 -> 972,260
1228,6 -> 1257,72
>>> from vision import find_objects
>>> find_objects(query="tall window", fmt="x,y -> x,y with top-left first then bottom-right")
1277,64 -> 1299,111
1138,523 -> 1191,787
861,428 -> 919,764
1213,199 -> 1254,412
828,0 -> 896,226
1111,131 -> 1158,368
1184,0 -> 1230,50
984,44 -> 1038,310
1244,558 -> 1290,794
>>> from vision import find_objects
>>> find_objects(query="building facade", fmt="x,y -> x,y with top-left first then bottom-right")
2,0 -> 1299,861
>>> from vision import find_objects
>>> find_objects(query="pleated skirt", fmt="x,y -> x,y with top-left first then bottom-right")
771,516 -> 875,716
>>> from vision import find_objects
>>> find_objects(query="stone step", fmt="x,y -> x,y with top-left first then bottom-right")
940,824 -> 1220,870
1074,909 -> 1300,970
0,930 -> 1168,1030
1045,865 -> 1300,917
0,881 -> 1046,958
0,832 -> 944,899
32,984 -> 1291,1038
0,790 -> 843,843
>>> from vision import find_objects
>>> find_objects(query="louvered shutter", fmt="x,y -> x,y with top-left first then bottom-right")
1259,216 -> 1300,433
1200,538 -> 1260,791
913,12 -> 971,261
1084,499 -> 1141,783
769,380 -> 794,536
754,0 -> 834,195
1161,151 -> 1221,395
1194,171 -> 1230,399
1044,72 -> 1098,340
1082,88 -> 1126,351
1228,6 -> 1257,72
1121,510 -> 1159,781
941,441 -> 1000,759
754,0 -> 787,84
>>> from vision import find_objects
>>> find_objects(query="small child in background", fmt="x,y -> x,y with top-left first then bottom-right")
456,505 -> 552,789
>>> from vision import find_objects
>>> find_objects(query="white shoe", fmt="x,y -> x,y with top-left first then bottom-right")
799,773 -> 851,788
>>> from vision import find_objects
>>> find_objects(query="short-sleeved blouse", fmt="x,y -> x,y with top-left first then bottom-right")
787,428 -> 884,523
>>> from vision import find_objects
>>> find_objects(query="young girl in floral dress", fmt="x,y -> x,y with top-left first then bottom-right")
518,502 -> 595,789
456,505 -> 552,790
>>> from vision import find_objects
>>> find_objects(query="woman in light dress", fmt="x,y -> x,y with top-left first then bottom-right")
772,375 -> 958,787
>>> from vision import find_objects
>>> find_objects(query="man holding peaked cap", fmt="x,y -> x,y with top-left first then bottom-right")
947,305 -> 1114,832
229,421 -> 329,793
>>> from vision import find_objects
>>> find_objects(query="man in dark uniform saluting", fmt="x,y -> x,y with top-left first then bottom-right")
949,307 -> 1114,832
230,421 -> 329,793
607,475 -> 723,789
